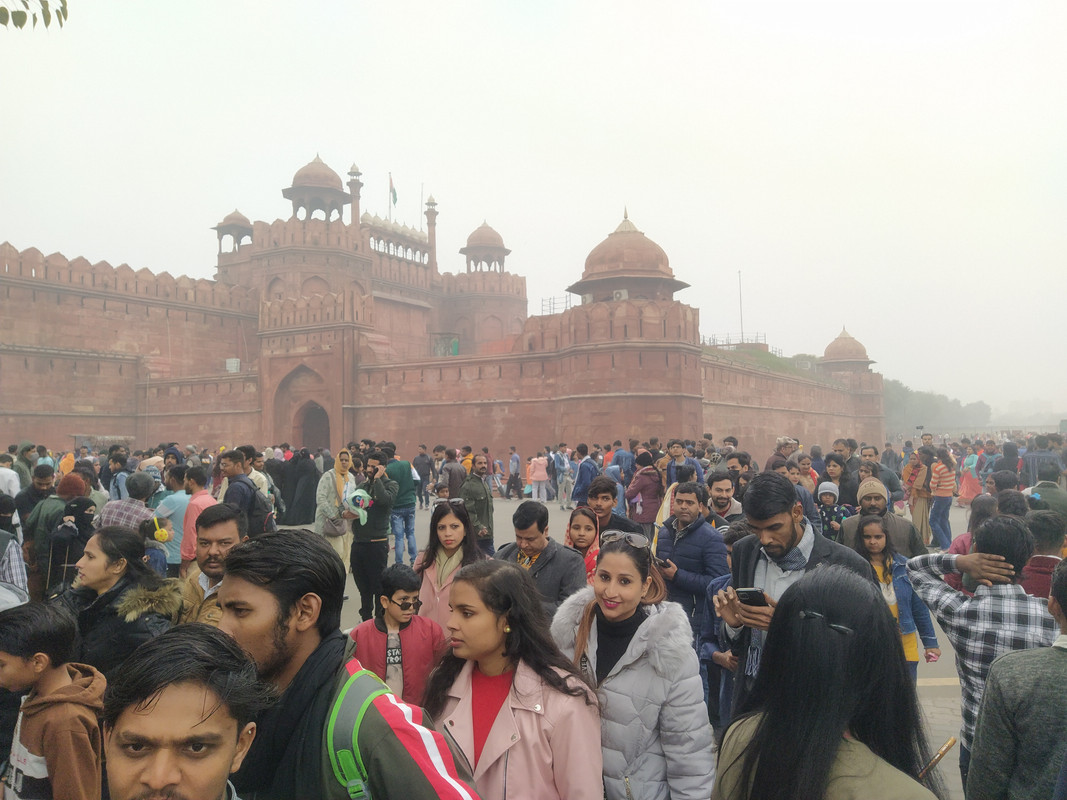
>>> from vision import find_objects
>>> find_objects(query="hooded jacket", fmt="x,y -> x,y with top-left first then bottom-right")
552,588 -> 715,800
6,663 -> 104,800
49,575 -> 182,677
13,441 -> 34,490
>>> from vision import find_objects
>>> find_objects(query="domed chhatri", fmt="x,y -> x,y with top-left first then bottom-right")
822,327 -> 870,363
459,221 -> 510,273
465,221 -> 505,249
567,211 -> 688,303
291,154 -> 343,191
220,209 -> 251,227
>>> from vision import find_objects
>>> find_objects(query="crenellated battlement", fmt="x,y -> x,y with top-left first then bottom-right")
259,288 -> 373,330
440,270 -> 526,297
250,218 -> 357,252
0,241 -> 258,314
513,298 -> 699,353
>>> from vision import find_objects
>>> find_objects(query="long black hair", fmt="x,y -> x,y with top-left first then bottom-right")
720,566 -> 945,800
416,501 -> 485,575
422,560 -> 595,716
852,514 -> 897,583
92,526 -> 164,592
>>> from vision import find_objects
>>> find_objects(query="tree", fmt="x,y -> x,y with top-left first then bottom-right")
0,0 -> 67,29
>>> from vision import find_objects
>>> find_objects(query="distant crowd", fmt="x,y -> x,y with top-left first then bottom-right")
0,428 -> 1064,800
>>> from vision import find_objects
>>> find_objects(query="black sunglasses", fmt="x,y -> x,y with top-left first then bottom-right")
388,598 -> 423,612
432,498 -> 465,507
599,530 -> 651,549
798,609 -> 854,635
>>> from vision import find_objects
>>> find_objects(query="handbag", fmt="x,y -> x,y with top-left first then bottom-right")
323,515 -> 348,538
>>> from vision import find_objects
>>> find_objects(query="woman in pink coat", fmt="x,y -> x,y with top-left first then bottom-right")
415,501 -> 486,631
423,560 -> 603,800
529,453 -> 550,503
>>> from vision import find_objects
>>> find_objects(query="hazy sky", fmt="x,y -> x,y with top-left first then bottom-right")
2,2 -> 1063,418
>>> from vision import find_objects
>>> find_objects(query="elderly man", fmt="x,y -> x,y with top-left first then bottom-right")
839,478 -> 926,558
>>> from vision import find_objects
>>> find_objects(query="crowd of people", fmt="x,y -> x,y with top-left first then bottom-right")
0,429 -> 1064,799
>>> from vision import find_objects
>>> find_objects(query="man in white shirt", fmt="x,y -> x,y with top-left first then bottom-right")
0,455 -> 20,499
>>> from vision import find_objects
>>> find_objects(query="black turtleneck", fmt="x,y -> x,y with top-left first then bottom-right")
594,604 -> 648,683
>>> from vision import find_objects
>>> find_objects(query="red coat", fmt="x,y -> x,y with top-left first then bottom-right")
350,615 -> 445,705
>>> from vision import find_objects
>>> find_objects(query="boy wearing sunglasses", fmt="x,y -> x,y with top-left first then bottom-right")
349,563 -> 445,705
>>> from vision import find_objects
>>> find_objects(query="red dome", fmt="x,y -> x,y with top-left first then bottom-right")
291,155 -> 342,191
581,214 -> 673,280
466,221 -> 505,249
823,328 -> 870,362
220,209 -> 251,227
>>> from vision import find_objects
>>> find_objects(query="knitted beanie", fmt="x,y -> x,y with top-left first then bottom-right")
816,482 -> 839,501
857,478 -> 888,502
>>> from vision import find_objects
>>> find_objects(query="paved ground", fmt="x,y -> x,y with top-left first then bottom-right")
336,495 -> 971,798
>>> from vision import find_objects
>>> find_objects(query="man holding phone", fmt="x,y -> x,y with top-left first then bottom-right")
714,472 -> 873,717
351,450 -> 398,621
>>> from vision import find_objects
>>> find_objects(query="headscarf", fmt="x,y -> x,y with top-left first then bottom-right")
63,497 -> 97,540
333,449 -> 350,505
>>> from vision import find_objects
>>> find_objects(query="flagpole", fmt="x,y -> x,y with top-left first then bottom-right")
388,172 -> 391,222
420,183 -> 424,231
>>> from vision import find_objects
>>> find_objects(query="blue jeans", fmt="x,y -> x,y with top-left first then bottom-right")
416,478 -> 430,508
929,496 -> 953,550
391,506 -> 417,564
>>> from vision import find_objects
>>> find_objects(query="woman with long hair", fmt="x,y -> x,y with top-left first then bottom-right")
48,525 -> 181,677
903,447 -> 935,546
314,448 -> 357,570
929,447 -> 957,550
564,507 -> 600,584
552,532 -> 714,800
957,445 -> 982,507
817,453 -> 859,507
415,500 -> 486,631
714,566 -> 944,800
852,515 -> 940,681
624,451 -> 663,537
423,560 -> 603,799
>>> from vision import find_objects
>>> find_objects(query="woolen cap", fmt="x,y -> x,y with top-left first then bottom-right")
857,478 -> 888,502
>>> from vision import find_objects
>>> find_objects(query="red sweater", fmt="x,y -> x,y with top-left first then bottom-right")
1021,555 -> 1061,601
350,615 -> 445,705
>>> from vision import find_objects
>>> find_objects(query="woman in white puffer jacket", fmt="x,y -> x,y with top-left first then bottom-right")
551,530 -> 715,800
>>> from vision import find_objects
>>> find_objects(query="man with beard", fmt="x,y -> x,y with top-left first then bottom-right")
460,453 -> 496,555
707,469 -> 743,523
838,478 -> 926,558
714,472 -> 873,716
180,503 -> 245,625
219,531 -> 477,800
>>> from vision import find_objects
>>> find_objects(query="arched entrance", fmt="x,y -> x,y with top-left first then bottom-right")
296,402 -> 331,450
273,365 -> 332,447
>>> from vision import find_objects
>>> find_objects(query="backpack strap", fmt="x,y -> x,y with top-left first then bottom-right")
327,662 -> 393,800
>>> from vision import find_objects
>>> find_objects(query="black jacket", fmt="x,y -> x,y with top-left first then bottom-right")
725,531 -> 874,716
49,574 -> 181,677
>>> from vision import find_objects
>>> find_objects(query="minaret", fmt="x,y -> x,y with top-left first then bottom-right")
425,195 -> 438,271
347,164 -> 363,230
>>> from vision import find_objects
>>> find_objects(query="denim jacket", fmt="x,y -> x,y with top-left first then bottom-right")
891,553 -> 938,648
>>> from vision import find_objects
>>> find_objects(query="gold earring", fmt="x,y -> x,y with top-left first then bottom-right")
504,625 -> 511,633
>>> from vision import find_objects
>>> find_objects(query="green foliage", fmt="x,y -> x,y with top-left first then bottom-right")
0,0 -> 68,29
884,378 -> 991,435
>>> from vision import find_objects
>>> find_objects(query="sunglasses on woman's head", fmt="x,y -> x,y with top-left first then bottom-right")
432,498 -> 465,507
599,530 -> 651,549
798,609 -> 854,635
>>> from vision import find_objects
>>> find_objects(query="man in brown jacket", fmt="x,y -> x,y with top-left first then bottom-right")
180,503 -> 246,626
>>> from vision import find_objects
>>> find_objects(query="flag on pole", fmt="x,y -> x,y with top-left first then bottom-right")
389,173 -> 397,206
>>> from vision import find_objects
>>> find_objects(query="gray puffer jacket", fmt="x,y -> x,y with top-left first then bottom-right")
551,587 -> 715,800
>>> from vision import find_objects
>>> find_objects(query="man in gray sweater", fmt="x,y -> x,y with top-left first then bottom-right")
968,559 -> 1067,800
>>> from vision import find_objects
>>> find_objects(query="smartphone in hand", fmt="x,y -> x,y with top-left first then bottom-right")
735,588 -> 769,606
